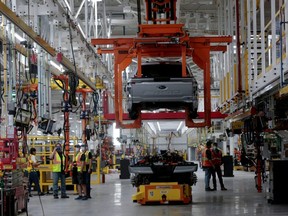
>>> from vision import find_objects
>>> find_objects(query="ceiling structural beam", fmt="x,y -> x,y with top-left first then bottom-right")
55,0 -> 113,81
0,1 -> 97,91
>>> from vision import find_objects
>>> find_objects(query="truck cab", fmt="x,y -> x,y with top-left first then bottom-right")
126,61 -> 198,119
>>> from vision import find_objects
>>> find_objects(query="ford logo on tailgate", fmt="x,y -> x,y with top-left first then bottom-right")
158,85 -> 167,90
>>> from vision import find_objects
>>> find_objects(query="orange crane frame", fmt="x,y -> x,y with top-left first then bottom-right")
91,1 -> 232,129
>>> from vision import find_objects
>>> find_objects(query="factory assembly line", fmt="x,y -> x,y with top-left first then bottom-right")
92,0 -> 231,204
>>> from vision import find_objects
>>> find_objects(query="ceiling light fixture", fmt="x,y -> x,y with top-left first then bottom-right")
176,121 -> 183,131
63,0 -> 71,12
50,60 -> 64,72
14,33 -> 25,42
77,23 -> 86,39
157,122 -> 161,131
147,122 -> 156,134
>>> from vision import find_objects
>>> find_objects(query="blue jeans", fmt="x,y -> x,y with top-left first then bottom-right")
53,172 -> 67,196
28,171 -> 41,194
204,167 -> 213,189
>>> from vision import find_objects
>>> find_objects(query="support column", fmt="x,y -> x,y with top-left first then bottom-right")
252,0 -> 258,87
260,0 -> 266,76
271,0 -> 276,68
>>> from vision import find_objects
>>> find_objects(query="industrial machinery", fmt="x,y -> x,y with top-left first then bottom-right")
91,0 -> 230,204
129,152 -> 197,204
0,138 -> 28,215
91,0 -> 232,129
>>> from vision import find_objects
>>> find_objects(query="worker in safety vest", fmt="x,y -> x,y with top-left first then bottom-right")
83,144 -> 92,199
202,140 -> 215,191
74,144 -> 88,200
27,148 -> 45,197
211,143 -> 227,191
50,142 -> 69,199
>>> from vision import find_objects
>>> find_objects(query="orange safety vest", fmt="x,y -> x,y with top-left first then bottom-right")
76,152 -> 86,172
202,148 -> 213,167
235,150 -> 241,161
212,149 -> 222,166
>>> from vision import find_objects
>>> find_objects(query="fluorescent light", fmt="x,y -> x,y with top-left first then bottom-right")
77,23 -> 86,38
176,121 -> 183,131
15,33 -> 25,42
182,126 -> 188,134
50,60 -> 64,72
63,0 -> 71,12
157,122 -> 161,131
147,122 -> 156,134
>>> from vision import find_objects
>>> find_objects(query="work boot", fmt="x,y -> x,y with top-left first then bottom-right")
75,196 -> 83,200
205,187 -> 214,191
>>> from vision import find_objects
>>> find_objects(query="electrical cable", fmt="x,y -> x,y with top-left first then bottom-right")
16,52 -> 24,108
65,8 -> 79,106
66,9 -> 77,77
38,194 -> 46,216
68,72 -> 78,106
52,109 -> 62,114
52,78 -> 65,91
92,91 -> 99,116
71,104 -> 81,113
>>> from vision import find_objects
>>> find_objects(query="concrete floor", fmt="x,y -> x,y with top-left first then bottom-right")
24,168 -> 288,216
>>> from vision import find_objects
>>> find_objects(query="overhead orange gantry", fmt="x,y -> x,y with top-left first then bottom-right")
91,0 -> 232,129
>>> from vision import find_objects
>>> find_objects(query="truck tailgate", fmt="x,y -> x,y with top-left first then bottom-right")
129,77 -> 195,103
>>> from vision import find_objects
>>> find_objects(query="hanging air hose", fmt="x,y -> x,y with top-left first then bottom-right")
68,72 -> 79,106
244,118 -> 255,146
92,91 -> 99,116
241,118 -> 256,167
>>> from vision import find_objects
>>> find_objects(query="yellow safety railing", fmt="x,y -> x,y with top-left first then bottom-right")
27,136 -> 102,191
